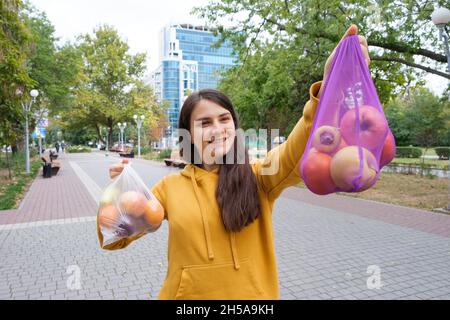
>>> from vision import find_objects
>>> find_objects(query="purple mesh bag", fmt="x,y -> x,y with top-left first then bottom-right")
299,35 -> 396,195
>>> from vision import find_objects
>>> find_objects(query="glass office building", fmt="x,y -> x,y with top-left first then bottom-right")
150,24 -> 237,148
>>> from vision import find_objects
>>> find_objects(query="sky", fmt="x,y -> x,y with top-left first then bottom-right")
29,0 -> 448,96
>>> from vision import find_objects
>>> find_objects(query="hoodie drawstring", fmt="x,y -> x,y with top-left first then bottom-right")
229,232 -> 240,270
190,169 -> 215,260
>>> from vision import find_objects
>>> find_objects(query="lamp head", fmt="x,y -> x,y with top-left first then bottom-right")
30,89 -> 39,98
432,7 -> 450,26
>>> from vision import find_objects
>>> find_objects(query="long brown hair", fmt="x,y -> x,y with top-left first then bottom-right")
178,89 -> 261,232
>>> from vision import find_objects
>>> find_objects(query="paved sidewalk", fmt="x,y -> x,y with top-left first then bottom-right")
0,152 -> 98,226
0,151 -> 449,300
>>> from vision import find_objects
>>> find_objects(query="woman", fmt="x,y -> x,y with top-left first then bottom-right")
101,25 -> 370,299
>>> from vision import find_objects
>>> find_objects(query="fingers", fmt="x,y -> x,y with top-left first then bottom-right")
360,44 -> 371,65
340,24 -> 358,43
109,161 -> 125,179
110,171 -> 120,179
358,35 -> 368,49
122,159 -> 129,164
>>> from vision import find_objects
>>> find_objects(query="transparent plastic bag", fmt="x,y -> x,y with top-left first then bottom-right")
97,162 -> 164,248
300,35 -> 396,195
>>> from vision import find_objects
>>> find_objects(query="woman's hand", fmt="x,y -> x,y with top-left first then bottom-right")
318,24 -> 370,98
109,159 -> 129,179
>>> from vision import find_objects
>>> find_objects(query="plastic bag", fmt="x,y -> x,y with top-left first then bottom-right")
97,162 -> 164,248
300,35 -> 396,195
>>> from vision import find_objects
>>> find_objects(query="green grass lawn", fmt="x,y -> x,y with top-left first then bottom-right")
0,153 -> 41,210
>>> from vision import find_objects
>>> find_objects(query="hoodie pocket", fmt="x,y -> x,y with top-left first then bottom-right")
175,258 -> 264,300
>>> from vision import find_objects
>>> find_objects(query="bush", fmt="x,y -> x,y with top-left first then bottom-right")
434,147 -> 450,160
67,146 -> 92,153
133,146 -> 152,155
158,149 -> 172,160
396,147 -> 423,158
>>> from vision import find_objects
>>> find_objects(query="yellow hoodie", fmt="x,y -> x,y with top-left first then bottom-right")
97,81 -> 322,299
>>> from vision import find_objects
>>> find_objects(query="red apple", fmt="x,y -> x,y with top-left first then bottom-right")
380,130 -> 396,167
118,191 -> 148,217
312,125 -> 342,154
330,146 -> 379,192
340,105 -> 387,150
300,148 -> 337,195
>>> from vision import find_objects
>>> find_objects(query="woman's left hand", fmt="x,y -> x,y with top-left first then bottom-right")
318,24 -> 370,98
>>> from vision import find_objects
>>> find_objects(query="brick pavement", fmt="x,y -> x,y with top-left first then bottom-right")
0,152 -> 98,226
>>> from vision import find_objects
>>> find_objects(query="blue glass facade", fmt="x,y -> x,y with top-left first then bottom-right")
176,29 -> 235,89
158,25 -> 237,136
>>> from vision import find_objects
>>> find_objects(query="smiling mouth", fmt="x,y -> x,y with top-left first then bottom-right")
208,137 -> 228,144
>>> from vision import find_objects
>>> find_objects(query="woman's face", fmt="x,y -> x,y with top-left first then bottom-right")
190,99 -> 236,164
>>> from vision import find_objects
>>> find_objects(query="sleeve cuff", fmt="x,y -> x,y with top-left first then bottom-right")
309,81 -> 322,104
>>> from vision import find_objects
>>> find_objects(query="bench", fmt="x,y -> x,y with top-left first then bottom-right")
119,146 -> 134,158
164,149 -> 188,168
41,155 -> 61,177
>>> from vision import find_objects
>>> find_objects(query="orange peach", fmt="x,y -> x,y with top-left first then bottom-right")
118,191 -> 148,217
99,204 -> 119,229
143,199 -> 165,226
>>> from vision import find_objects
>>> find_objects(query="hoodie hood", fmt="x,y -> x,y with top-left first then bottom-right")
180,164 -> 240,270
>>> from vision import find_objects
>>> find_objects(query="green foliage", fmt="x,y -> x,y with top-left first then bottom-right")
396,147 -> 423,158
434,147 -> 450,160
194,0 -> 449,134
0,151 -> 41,210
158,149 -> 172,160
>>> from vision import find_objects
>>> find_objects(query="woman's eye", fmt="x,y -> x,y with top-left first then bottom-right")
220,117 -> 231,122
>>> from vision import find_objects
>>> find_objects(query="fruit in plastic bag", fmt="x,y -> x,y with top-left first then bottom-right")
330,146 -> 378,192
97,162 -> 164,248
143,199 -> 165,226
99,204 -> 120,228
118,191 -> 148,217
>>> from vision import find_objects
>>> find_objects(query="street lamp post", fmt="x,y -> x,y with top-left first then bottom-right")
117,122 -> 126,151
432,7 -> 450,73
16,89 -> 39,175
133,114 -> 145,158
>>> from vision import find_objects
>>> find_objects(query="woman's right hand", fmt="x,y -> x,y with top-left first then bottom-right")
109,159 -> 129,179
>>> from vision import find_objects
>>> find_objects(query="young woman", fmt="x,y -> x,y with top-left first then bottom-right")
101,25 -> 370,299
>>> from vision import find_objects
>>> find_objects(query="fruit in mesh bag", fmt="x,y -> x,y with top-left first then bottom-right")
330,146 -> 378,192
380,130 -> 396,167
340,105 -> 387,150
143,199 -> 165,226
118,191 -> 148,217
301,148 -> 336,195
99,204 -> 119,229
312,125 -> 342,154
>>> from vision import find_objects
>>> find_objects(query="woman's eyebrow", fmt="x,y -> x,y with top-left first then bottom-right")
195,112 -> 231,121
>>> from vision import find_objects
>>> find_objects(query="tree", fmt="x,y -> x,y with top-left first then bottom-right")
65,25 -> 161,147
195,0 -> 449,81
0,0 -> 35,151
194,0 -> 449,139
